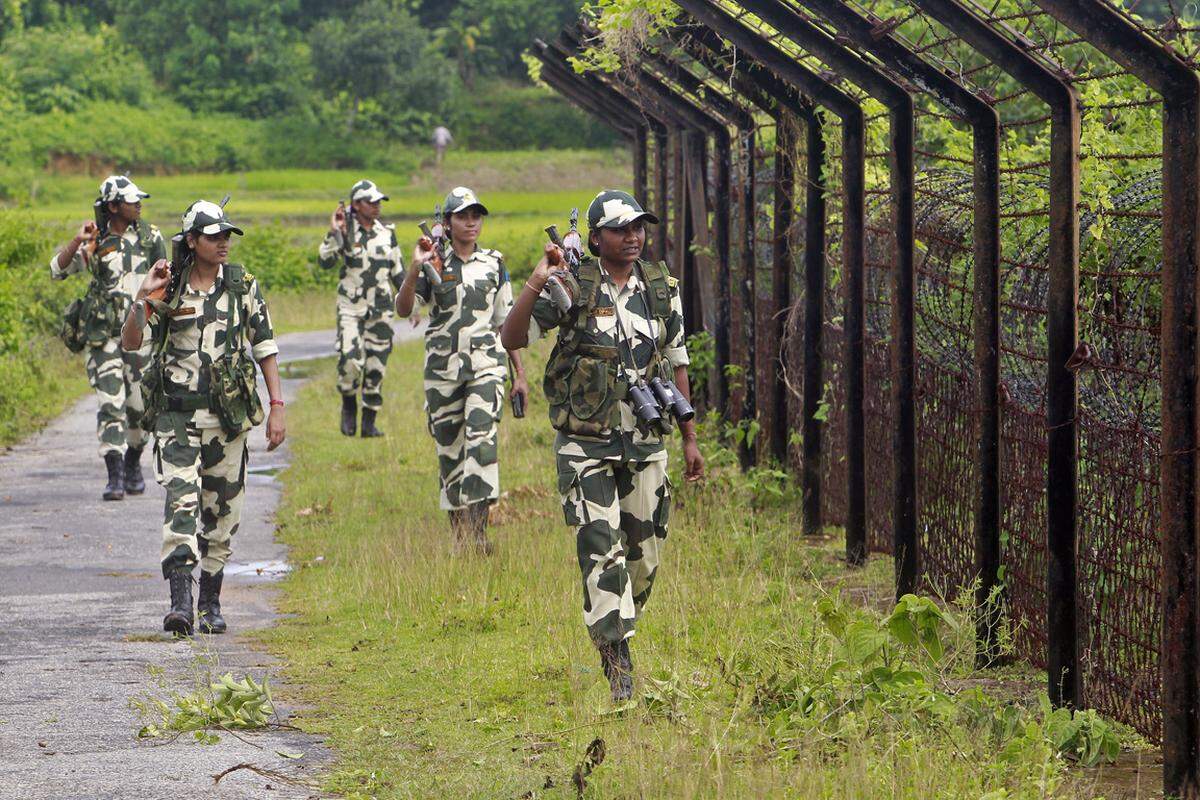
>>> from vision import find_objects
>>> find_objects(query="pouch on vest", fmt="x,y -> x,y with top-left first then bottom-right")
209,265 -> 264,435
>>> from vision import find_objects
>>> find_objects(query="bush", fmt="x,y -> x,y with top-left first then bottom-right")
449,81 -> 619,150
0,25 -> 158,112
236,225 -> 334,293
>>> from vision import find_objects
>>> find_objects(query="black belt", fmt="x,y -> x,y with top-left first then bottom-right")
164,393 -> 209,412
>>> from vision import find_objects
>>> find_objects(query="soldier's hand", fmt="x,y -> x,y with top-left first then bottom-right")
266,406 -> 286,451
331,205 -> 346,233
528,244 -> 561,292
683,438 -> 705,482
138,258 -> 172,298
511,373 -> 529,406
77,220 -> 98,243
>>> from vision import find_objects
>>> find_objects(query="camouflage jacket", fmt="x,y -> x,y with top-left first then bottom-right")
317,218 -> 404,317
51,222 -> 167,308
144,265 -> 278,430
530,258 -> 689,462
414,244 -> 513,382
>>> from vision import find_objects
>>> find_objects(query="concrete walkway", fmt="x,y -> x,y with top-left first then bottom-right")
0,322 -> 422,799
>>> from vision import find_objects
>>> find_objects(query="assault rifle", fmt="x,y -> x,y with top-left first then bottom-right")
416,203 -> 445,287
542,207 -> 584,313
332,200 -> 355,254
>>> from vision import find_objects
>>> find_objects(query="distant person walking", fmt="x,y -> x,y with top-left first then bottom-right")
50,175 -> 166,501
433,125 -> 453,166
318,180 -> 405,437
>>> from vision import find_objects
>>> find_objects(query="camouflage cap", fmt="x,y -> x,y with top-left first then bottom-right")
180,200 -> 244,237
585,190 -> 658,255
97,175 -> 149,205
442,186 -> 489,215
587,190 -> 658,230
350,179 -> 388,203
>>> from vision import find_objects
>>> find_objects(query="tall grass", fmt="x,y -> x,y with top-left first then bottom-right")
260,342 -> 1141,799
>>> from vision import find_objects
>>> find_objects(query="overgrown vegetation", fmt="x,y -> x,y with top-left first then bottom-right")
259,343 -> 1141,798
0,0 -> 618,199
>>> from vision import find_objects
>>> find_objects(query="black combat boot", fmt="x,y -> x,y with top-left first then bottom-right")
102,452 -> 125,501
468,501 -> 494,556
360,407 -> 384,438
162,569 -> 194,636
340,394 -> 357,436
197,569 -> 227,634
597,639 -> 634,702
123,446 -> 145,495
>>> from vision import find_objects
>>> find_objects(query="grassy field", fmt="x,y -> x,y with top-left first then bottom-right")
0,149 -> 629,446
260,340 -> 1150,800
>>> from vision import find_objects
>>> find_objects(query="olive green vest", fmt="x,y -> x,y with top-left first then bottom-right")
542,258 -> 673,438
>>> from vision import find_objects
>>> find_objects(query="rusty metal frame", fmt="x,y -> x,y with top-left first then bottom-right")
790,0 -> 1002,658
681,23 -> 819,483
559,30 -> 732,338
675,0 -> 870,566
1021,0 -> 1200,790
897,0 -> 1082,710
533,40 -> 686,277
638,45 -> 760,415
734,0 -> 918,594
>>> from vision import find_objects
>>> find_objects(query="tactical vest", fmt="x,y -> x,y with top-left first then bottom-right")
141,263 -> 264,437
58,225 -> 153,352
542,258 -> 673,438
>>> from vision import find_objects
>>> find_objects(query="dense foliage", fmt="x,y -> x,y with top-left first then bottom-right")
0,0 -> 619,198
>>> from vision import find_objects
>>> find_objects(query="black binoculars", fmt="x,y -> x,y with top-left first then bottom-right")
628,381 -> 663,425
628,377 -> 695,428
649,376 -> 695,422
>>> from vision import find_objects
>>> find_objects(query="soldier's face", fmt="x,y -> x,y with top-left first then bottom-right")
448,208 -> 483,244
594,221 -> 645,266
189,231 -> 232,264
109,200 -> 141,223
353,199 -> 381,224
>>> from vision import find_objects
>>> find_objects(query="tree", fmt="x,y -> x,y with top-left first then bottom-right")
309,0 -> 453,133
115,0 -> 308,118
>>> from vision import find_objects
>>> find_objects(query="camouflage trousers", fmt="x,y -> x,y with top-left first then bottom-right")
424,374 -> 502,510
85,338 -> 149,458
154,414 -> 248,578
557,452 -> 671,645
336,311 -> 394,410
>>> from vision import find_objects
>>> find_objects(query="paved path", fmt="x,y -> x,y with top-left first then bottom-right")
0,322 -> 422,799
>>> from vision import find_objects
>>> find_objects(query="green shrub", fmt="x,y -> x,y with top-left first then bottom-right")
449,81 -> 618,150
236,225 -> 333,292
0,25 -> 158,112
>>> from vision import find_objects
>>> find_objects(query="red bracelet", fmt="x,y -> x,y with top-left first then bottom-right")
269,399 -> 285,407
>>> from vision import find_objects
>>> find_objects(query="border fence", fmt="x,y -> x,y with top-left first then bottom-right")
532,2 -> 1200,795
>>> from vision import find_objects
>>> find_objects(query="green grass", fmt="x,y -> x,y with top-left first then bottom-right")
1,149 -> 630,447
259,340 -> 1145,799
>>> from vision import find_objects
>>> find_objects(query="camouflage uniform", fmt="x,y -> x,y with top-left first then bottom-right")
317,182 -> 403,411
51,198 -> 166,458
529,255 -> 688,645
414,200 -> 512,511
137,206 -> 277,579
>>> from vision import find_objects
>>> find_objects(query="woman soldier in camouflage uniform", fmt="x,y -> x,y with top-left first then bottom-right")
396,187 -> 529,553
121,201 -> 286,637
318,179 -> 405,438
501,190 -> 704,702
49,176 -> 166,500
